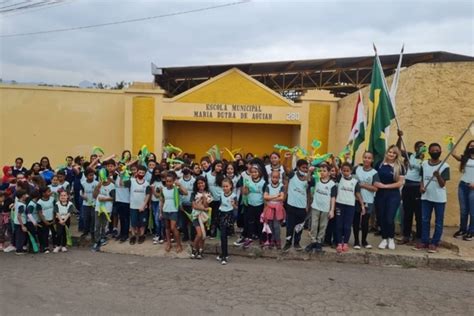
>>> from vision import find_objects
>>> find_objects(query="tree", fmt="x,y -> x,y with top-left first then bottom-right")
112,81 -> 129,90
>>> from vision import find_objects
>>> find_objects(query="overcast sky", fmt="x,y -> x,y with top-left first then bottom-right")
0,0 -> 472,85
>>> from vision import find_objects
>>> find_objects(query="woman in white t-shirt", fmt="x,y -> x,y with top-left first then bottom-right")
453,140 -> 474,241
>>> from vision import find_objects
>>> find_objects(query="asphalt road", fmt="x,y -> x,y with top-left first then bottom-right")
0,250 -> 472,315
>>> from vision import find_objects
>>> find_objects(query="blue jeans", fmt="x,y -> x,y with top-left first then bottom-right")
421,200 -> 445,246
375,190 -> 401,239
151,201 -> 164,239
458,181 -> 474,234
335,203 -> 355,244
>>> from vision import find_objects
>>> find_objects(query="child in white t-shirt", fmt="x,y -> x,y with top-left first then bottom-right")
416,143 -> 450,253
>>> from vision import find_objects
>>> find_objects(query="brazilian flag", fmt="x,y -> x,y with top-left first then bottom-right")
366,55 -> 395,164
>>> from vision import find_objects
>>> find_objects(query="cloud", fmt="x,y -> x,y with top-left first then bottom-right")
0,0 -> 472,85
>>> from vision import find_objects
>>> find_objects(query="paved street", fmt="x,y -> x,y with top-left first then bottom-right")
0,250 -> 473,315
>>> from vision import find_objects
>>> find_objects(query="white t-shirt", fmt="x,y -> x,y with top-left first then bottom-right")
460,158 -> 474,184
207,173 -> 223,201
95,183 -> 115,213
180,177 -> 195,205
405,154 -> 423,182
219,192 -> 237,212
311,179 -> 337,212
336,177 -> 360,206
162,187 -> 178,213
354,166 -> 379,204
129,178 -> 150,210
37,197 -> 55,221
115,177 -> 130,204
81,179 -> 98,207
150,181 -> 163,202
421,161 -> 450,203
287,171 -> 309,209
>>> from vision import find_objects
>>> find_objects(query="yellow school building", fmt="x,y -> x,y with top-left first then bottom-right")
0,51 -> 473,225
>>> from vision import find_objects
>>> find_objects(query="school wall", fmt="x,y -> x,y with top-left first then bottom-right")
0,85 -> 126,169
335,62 -> 474,226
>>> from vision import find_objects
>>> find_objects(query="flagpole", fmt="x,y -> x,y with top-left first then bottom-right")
424,120 -> 474,190
373,43 -> 411,168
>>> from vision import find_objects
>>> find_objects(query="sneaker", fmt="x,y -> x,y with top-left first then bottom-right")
44,249 -> 50,254
53,246 -> 61,253
233,237 -> 245,246
353,244 -> 361,250
15,251 -> 25,255
388,238 -> 396,250
100,238 -> 108,246
112,229 -> 119,238
282,242 -> 291,252
152,236 -> 159,242
314,243 -> 323,252
378,239 -> 388,249
263,240 -> 271,247
158,239 -> 165,244
412,243 -> 427,251
138,236 -> 145,244
428,244 -> 438,253
463,233 -> 473,241
91,243 -> 100,252
119,237 -> 128,243
294,243 -> 303,251
221,259 -> 228,265
129,236 -> 137,245
3,245 -> 16,253
243,238 -> 253,249
342,243 -> 349,252
216,255 -> 222,261
196,249 -> 203,259
336,243 -> 343,253
61,247 -> 68,252
398,238 -> 410,245
363,244 -> 373,249
304,243 -> 315,252
453,230 -> 465,238
153,239 -> 158,245
190,249 -> 196,259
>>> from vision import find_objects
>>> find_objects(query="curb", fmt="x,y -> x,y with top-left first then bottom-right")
72,236 -> 474,272
203,244 -> 474,272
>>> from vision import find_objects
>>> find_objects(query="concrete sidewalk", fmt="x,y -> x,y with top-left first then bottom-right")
71,223 -> 474,271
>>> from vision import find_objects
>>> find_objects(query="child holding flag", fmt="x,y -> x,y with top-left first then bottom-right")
160,171 -> 187,253
216,178 -> 237,265
415,143 -> 450,253
14,190 -> 29,255
125,165 -> 151,245
80,168 -> 98,239
92,168 -> 115,252
190,176 -> 212,259
307,164 -> 336,252
283,153 -> 313,251
335,162 -> 365,253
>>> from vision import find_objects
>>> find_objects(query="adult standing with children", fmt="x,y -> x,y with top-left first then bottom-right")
374,145 -> 405,250
452,140 -> 474,241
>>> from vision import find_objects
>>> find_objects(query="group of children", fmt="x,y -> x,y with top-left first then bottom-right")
0,138 -> 472,263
